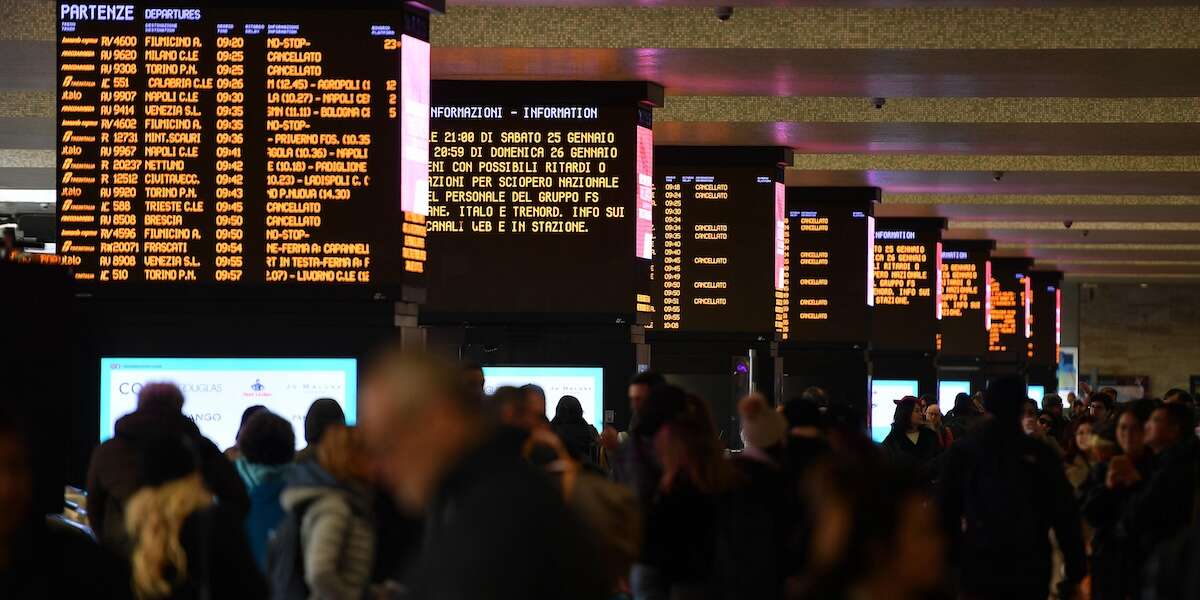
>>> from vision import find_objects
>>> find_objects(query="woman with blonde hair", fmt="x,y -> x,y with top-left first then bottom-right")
125,435 -> 266,600
279,424 -> 376,600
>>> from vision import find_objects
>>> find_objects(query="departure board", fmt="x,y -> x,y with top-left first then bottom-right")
784,187 -> 878,345
1029,271 -> 1063,367
653,148 -> 789,334
872,218 -> 945,353
988,258 -> 1033,362
938,240 -> 993,358
424,81 -> 661,320
55,2 -> 433,295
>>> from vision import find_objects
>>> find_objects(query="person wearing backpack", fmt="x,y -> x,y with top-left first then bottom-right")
274,425 -> 374,600
125,434 -> 266,600
937,376 -> 1086,600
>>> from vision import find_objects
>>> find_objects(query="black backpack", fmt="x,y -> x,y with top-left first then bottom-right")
266,500 -> 313,600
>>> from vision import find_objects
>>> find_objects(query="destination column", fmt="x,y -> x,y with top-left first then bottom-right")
141,30 -> 207,282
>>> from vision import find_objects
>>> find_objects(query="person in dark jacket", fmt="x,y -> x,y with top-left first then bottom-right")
1116,402 -> 1197,571
1081,406 -> 1155,600
232,410 -> 294,572
295,398 -> 345,463
636,393 -> 736,600
124,434 -> 266,600
223,404 -> 266,460
550,395 -> 600,464
880,398 -> 942,476
938,376 -> 1086,600
361,350 -> 609,600
1087,391 -> 1117,438
717,394 -> 790,600
943,392 -> 985,440
87,382 -> 249,557
1041,394 -> 1069,444
0,407 -> 129,599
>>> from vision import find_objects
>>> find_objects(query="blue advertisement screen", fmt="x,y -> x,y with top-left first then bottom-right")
1028,384 -> 1045,401
870,379 -> 920,443
482,366 -> 605,431
938,380 -> 971,413
100,357 -> 357,451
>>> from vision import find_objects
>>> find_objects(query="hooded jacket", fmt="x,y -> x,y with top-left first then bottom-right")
280,460 -> 375,600
86,408 -> 249,556
550,396 -> 599,463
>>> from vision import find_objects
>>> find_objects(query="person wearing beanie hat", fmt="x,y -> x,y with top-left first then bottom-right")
124,434 -> 266,600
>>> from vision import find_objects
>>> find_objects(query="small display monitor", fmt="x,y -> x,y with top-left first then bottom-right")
482,366 -> 605,431
100,357 -> 357,451
938,380 -> 972,413
870,379 -> 920,443
1027,384 -> 1046,401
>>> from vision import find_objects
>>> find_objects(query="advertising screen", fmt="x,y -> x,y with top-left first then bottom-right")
870,379 -> 919,443
1028,384 -> 1045,401
100,357 -> 357,450
482,366 -> 605,431
938,380 -> 971,412
56,4 -> 431,293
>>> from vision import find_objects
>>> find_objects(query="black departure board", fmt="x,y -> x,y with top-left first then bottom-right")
784,187 -> 878,345
424,81 -> 661,320
872,218 -> 945,353
939,240 -> 993,358
988,257 -> 1033,362
55,2 -> 434,295
1029,271 -> 1062,367
653,148 -> 789,334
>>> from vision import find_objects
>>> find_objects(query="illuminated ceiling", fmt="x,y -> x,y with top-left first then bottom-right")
3,0 -> 1200,281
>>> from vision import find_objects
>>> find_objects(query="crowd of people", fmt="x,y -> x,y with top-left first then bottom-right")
1,349 -> 1199,600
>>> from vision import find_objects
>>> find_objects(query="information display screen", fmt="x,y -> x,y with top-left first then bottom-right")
55,3 -> 430,294
988,258 -> 1033,362
481,366 -> 604,431
784,188 -> 877,344
872,218 -> 944,352
871,378 -> 918,443
424,82 -> 658,319
100,357 -> 357,450
939,241 -> 992,358
1029,271 -> 1063,367
654,166 -> 781,333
